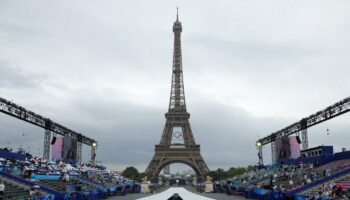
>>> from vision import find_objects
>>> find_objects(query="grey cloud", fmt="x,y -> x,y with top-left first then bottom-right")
0,0 -> 350,173
0,62 -> 45,89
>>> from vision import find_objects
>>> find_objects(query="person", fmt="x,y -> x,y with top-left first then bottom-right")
65,140 -> 76,159
29,187 -> 35,197
306,177 -> 312,184
289,179 -> 293,186
0,182 -> 5,200
269,175 -> 274,191
65,173 -> 70,182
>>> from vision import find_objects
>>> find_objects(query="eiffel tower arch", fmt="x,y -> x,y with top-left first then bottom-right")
145,9 -> 209,182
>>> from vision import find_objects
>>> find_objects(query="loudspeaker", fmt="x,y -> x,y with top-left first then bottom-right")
51,136 -> 56,145
296,136 -> 301,144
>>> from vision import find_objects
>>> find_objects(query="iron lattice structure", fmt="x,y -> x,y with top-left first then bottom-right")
256,96 -> 350,165
145,11 -> 209,180
257,96 -> 350,146
0,97 -> 97,163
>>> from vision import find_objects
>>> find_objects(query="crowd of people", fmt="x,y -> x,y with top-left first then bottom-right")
304,180 -> 350,199
0,154 -> 134,198
8,157 -> 125,183
223,161 -> 350,200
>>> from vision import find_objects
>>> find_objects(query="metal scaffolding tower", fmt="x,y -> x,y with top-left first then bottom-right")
0,97 -> 98,163
256,96 -> 350,163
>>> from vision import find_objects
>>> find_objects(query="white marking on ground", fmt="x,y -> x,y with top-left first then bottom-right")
137,187 -> 215,200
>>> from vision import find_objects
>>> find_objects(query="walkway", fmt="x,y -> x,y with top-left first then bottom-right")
108,186 -> 246,200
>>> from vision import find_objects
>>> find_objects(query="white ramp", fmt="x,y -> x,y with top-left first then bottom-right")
137,187 -> 215,200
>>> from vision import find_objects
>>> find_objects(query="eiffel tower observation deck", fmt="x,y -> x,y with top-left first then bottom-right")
145,9 -> 209,182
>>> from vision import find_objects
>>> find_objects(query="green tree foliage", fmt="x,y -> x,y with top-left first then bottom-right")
122,166 -> 139,181
138,172 -> 146,182
227,167 -> 246,177
122,167 -> 147,182
208,165 -> 255,181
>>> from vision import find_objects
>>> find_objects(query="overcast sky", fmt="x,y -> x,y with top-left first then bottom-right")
1,0 -> 350,172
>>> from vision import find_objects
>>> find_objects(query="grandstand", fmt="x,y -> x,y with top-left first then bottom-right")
0,175 -> 46,200
0,149 -> 144,200
205,147 -> 350,200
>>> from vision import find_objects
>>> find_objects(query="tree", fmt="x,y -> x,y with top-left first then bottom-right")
122,166 -> 139,181
228,167 -> 246,177
137,172 -> 146,182
207,165 -> 256,181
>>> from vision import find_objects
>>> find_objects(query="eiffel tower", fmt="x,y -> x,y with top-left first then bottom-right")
145,9 -> 210,181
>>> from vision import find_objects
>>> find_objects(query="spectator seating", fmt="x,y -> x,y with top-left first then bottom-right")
337,177 -> 350,191
38,179 -> 100,194
0,176 -> 43,200
314,159 -> 350,172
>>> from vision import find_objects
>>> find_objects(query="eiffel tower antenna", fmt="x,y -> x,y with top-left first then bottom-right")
176,7 -> 179,22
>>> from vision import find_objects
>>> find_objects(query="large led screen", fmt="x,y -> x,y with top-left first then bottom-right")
275,137 -> 291,159
289,136 -> 301,159
52,137 -> 63,161
275,136 -> 300,160
62,136 -> 77,160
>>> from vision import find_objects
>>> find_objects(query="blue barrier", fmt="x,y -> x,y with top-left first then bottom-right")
294,194 -> 310,200
17,195 -> 55,200
98,190 -> 105,199
334,151 -> 350,161
87,190 -> 99,200
265,191 -> 284,200
248,189 -> 255,199
64,193 -> 70,200
30,174 -> 61,181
